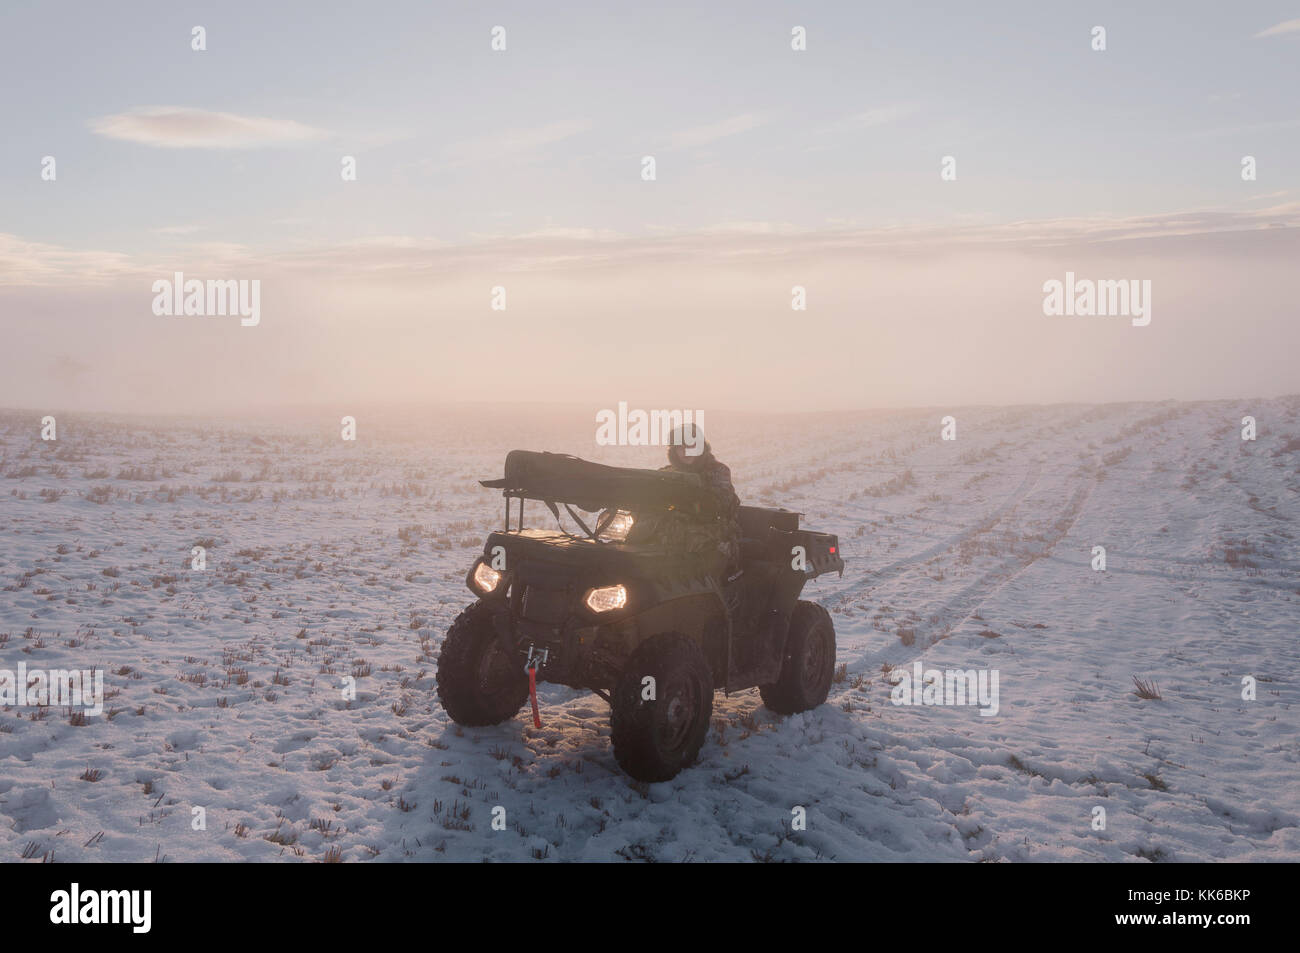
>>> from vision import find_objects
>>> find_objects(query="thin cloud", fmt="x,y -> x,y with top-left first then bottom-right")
848,105 -> 914,126
89,107 -> 326,149
444,119 -> 593,165
1182,117 -> 1300,140
654,221 -> 813,236
0,233 -> 136,285
667,113 -> 768,150
819,104 -> 915,135
6,203 -> 1297,287
1254,18 -> 1300,37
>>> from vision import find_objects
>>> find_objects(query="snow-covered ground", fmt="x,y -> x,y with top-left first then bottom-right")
1,398 -> 1297,862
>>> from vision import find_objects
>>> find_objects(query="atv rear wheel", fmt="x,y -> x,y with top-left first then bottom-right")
436,601 -> 528,726
610,633 -> 713,782
760,600 -> 835,715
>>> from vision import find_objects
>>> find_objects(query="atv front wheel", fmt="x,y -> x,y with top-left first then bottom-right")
435,602 -> 528,726
760,600 -> 835,715
610,633 -> 713,782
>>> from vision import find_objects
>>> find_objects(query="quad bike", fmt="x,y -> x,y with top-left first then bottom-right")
435,450 -> 844,782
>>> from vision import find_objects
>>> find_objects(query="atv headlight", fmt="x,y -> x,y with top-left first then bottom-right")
584,584 -> 628,613
472,561 -> 502,594
598,510 -> 635,542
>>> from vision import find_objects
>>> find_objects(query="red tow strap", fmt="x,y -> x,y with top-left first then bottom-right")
527,665 -> 542,728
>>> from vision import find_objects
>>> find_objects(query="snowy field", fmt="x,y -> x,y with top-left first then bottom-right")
1,398 -> 1297,863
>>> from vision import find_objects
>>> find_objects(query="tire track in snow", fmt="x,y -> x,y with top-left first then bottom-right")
830,463 -> 1099,676
828,464 -> 1044,609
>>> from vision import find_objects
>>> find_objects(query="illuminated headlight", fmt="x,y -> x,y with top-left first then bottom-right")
584,584 -> 628,613
472,561 -> 502,594
599,510 -> 635,542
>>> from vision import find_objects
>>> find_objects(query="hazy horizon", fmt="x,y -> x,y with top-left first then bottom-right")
3,1 -> 1298,413
3,390 -> 1296,430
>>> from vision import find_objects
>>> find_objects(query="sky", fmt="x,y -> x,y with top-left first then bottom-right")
1,0 -> 1297,415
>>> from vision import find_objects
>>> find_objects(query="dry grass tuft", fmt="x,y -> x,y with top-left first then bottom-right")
1132,675 -> 1162,700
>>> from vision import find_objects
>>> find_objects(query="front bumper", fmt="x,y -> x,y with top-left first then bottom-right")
486,599 -> 636,690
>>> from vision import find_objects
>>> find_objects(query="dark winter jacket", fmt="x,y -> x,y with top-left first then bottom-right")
631,450 -> 741,572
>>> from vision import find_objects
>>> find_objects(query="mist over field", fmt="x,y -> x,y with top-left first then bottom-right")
3,225 -> 1299,416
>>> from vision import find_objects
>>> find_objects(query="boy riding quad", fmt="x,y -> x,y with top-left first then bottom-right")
434,449 -> 845,782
